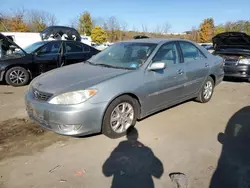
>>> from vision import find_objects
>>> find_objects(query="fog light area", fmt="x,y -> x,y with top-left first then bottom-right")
59,124 -> 82,132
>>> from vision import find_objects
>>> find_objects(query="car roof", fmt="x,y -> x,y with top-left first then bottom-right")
41,40 -> 82,43
119,38 -> 194,44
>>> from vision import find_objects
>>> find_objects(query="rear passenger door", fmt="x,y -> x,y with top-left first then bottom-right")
178,41 -> 210,97
63,42 -> 90,66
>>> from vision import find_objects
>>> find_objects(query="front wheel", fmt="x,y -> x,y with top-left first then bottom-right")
196,76 -> 214,103
102,95 -> 138,139
5,66 -> 30,87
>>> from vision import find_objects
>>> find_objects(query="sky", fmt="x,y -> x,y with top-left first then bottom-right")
0,0 -> 249,32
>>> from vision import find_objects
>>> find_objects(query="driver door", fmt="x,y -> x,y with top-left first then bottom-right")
34,41 -> 62,73
144,42 -> 186,112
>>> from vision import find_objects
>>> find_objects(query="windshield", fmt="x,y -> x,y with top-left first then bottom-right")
22,41 -> 47,54
88,42 -> 157,69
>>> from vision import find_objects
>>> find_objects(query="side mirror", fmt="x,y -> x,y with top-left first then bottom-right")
148,62 -> 166,71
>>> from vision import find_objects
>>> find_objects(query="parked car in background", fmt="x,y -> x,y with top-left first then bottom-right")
0,33 -> 100,86
40,26 -> 81,42
134,35 -> 150,39
213,32 -> 250,82
1,26 -> 82,49
25,38 -> 224,139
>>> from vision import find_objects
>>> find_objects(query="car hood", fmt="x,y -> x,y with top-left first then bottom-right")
212,32 -> 250,50
0,33 -> 26,56
31,63 -> 131,94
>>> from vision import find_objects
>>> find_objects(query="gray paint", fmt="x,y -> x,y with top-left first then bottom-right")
25,38 -> 224,136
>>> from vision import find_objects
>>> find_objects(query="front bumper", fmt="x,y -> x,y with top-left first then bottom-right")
25,90 -> 107,136
224,65 -> 250,78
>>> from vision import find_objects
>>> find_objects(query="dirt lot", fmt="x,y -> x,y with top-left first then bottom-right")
0,81 -> 250,188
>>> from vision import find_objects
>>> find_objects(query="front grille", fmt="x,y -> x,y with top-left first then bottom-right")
224,59 -> 238,66
32,88 -> 53,101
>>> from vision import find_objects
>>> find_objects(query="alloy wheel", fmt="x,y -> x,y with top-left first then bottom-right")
9,70 -> 27,85
110,102 -> 134,133
203,81 -> 213,100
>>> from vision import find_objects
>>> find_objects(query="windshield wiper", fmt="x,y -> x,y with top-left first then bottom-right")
96,63 -> 135,70
85,60 -> 95,65
85,61 -> 135,70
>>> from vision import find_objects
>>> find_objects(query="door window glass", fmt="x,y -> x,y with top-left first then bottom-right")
65,42 -> 83,53
82,44 -> 90,52
38,42 -> 61,55
152,43 -> 180,66
179,42 -> 205,62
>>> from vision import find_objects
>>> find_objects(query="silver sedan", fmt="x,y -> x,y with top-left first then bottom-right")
25,38 -> 224,138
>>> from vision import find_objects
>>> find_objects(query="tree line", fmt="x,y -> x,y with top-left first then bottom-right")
1,9 -> 250,44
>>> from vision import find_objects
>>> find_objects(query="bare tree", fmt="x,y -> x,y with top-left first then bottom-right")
10,7 -> 26,20
106,16 -> 120,42
47,13 -> 58,26
68,16 -> 78,29
93,17 -> 105,28
27,10 -> 47,32
141,24 -> 148,34
132,25 -> 138,32
155,24 -> 162,35
190,26 -> 198,42
0,13 -> 9,31
121,21 -> 128,32
27,10 -> 58,31
162,22 -> 171,34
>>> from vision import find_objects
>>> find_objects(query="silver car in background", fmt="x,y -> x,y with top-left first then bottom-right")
25,38 -> 224,138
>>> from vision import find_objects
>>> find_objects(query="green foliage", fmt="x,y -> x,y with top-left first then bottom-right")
91,26 -> 107,43
215,25 -> 226,35
31,20 -> 46,32
78,11 -> 93,36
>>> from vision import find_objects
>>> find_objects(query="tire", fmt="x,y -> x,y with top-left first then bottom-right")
5,66 -> 30,87
196,76 -> 214,103
102,95 -> 138,139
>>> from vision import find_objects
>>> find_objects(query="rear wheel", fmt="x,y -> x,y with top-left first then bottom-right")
102,95 -> 138,139
196,76 -> 214,103
5,66 -> 30,87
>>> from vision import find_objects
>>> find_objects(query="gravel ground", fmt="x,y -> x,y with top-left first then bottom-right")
0,81 -> 249,188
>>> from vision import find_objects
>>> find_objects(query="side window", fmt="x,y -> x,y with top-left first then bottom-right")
152,43 -> 180,66
179,42 -> 205,63
65,42 -> 83,53
38,42 -> 61,55
82,44 -> 90,52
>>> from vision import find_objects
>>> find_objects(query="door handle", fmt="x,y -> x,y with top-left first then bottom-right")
178,69 -> 184,75
205,63 -> 210,67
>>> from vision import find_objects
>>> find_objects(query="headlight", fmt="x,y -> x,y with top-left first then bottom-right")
49,89 -> 97,105
238,58 -> 250,65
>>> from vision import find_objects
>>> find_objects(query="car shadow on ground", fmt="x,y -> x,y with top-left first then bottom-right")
209,106 -> 250,188
102,127 -> 164,188
223,77 -> 249,83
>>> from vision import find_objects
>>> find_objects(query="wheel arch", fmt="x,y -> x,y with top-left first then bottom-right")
4,64 -> 33,80
101,92 -> 142,131
209,74 -> 216,85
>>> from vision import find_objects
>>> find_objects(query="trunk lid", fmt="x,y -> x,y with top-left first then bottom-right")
40,26 -> 81,42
